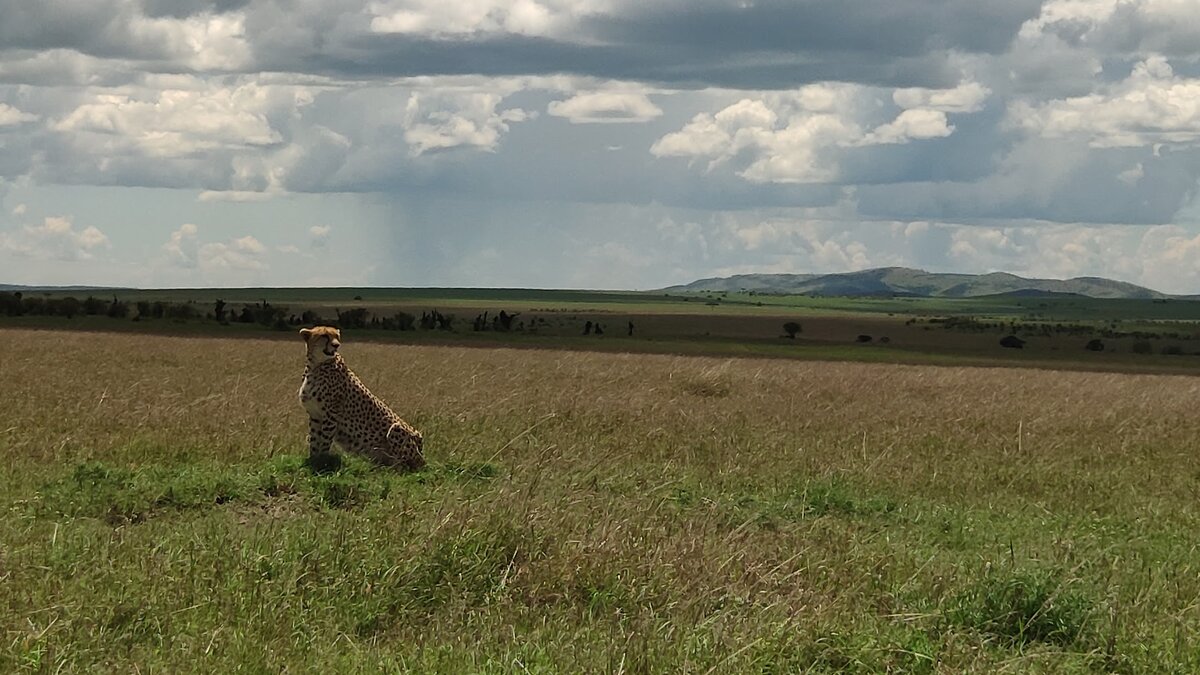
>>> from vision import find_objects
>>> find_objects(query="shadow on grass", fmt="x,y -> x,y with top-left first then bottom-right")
30,453 -> 499,524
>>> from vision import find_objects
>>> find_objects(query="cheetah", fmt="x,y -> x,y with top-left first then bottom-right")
298,326 -> 425,470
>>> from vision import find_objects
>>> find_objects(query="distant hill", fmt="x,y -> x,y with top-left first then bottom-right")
0,284 -> 129,292
663,267 -> 1169,299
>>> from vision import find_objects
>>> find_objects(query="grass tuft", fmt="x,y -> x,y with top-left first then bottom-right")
675,364 -> 734,398
947,564 -> 1097,648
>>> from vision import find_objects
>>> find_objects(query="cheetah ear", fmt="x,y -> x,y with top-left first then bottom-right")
299,328 -> 313,341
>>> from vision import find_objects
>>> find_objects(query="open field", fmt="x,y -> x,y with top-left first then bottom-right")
4,328 -> 1200,672
5,286 -> 1200,375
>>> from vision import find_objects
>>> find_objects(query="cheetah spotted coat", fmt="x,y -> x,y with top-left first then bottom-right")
299,352 -> 425,470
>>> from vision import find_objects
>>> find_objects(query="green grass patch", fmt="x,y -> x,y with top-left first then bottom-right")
947,564 -> 1098,649
714,476 -> 899,528
32,455 -> 497,523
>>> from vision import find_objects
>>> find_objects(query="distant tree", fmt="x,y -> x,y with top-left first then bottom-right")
594,323 -> 604,335
496,310 -> 518,331
394,312 -> 416,331
628,321 -> 635,337
22,296 -> 46,315
165,302 -> 200,320
82,296 -> 106,315
336,307 -> 370,329
783,321 -> 802,339
583,320 -> 593,335
999,335 -> 1025,349
135,300 -> 152,319
107,296 -> 129,319
214,299 -> 227,323
0,292 -> 22,316
1085,339 -> 1105,352
58,297 -> 82,319
879,336 -> 891,344
856,334 -> 872,343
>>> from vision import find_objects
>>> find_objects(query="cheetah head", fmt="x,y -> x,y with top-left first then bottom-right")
300,326 -> 341,364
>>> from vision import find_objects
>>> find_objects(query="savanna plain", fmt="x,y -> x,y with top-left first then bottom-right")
3,327 -> 1200,672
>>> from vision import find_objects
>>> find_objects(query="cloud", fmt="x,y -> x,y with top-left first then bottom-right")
1020,0 -> 1200,57
547,91 -> 662,123
161,223 -> 266,272
0,215 -> 110,261
7,0 -> 1200,292
861,108 -> 953,145
0,103 -> 38,126
163,222 -> 199,267
1011,57 -> 1200,148
653,83 -> 980,183
651,91 -> 860,183
402,90 -> 534,155
1117,162 -> 1144,185
52,79 -> 286,158
232,234 -> 264,254
197,190 -> 276,202
11,203 -> 26,216
222,0 -> 1040,89
309,225 -> 331,248
0,0 -> 251,71
893,82 -> 990,113
199,240 -> 266,271
368,0 -> 584,37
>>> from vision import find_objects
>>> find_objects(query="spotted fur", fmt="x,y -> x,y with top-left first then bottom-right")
298,326 -> 425,470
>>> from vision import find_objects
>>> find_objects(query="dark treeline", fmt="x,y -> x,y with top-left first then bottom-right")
933,315 -> 1196,342
0,292 -> 466,334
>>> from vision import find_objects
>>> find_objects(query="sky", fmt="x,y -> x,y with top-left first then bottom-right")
3,1 -> 1200,291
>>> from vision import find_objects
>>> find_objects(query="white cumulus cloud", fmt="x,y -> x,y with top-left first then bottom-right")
53,80 -> 287,157
861,108 -> 953,145
0,103 -> 38,126
403,90 -> 534,156
653,82 -> 978,183
893,82 -> 990,113
310,225 -> 331,248
1011,56 -> 1200,147
0,216 -> 110,261
547,91 -> 662,123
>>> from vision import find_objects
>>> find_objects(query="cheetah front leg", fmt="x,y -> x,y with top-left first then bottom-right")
307,416 -> 337,458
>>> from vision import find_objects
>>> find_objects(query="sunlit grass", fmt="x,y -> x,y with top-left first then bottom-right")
2,328 -> 1199,671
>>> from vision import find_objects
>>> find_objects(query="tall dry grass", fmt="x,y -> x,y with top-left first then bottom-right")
2,327 -> 1199,672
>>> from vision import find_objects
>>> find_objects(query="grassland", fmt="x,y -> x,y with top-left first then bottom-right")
6,286 -> 1200,376
4,328 -> 1200,672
